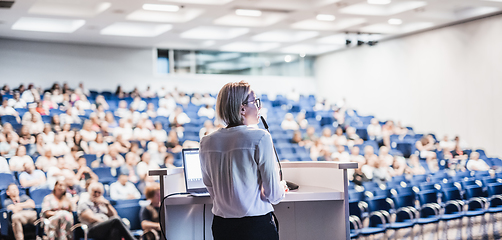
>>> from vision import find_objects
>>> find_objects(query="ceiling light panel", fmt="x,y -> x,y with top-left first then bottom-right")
339,1 -> 427,16
100,22 -> 172,37
214,12 -> 287,27
388,18 -> 403,25
235,9 -> 262,17
159,0 -> 233,4
180,26 -> 249,39
316,14 -> 336,21
28,0 -> 111,18
127,9 -> 204,23
280,44 -> 344,55
236,0 -> 341,11
220,42 -> 280,52
12,17 -> 85,33
142,4 -> 179,12
291,18 -> 366,31
367,0 -> 391,5
252,30 -> 319,42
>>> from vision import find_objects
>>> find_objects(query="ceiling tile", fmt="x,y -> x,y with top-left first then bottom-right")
280,44 -> 344,54
214,12 -> 287,27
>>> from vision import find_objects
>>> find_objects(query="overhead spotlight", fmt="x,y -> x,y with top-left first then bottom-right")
356,32 -> 365,46
357,40 -> 365,46
367,41 -> 378,46
345,39 -> 352,46
388,18 -> 403,25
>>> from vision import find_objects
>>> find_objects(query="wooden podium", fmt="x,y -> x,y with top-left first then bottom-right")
149,161 -> 357,240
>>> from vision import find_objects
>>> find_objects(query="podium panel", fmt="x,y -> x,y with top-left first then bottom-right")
151,161 -> 357,240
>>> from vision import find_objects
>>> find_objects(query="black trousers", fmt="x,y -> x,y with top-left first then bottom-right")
212,212 -> 279,240
87,218 -> 136,240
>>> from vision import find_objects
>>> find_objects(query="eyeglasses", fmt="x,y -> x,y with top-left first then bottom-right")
243,98 -> 261,109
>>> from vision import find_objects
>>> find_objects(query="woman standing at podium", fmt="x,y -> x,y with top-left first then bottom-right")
199,81 -> 286,240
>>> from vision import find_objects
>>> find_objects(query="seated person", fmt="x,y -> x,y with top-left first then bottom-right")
0,155 -> 10,173
281,113 -> 299,130
372,158 -> 391,184
109,173 -> 141,200
160,153 -> 176,169
466,152 -> 490,171
19,161 -> 47,189
406,154 -> 426,175
290,131 -> 304,146
331,145 -> 349,162
101,147 -> 125,169
4,184 -> 37,240
41,180 -> 75,240
35,147 -> 58,172
77,182 -> 135,240
366,118 -> 382,141
9,145 -> 33,172
140,184 -> 161,240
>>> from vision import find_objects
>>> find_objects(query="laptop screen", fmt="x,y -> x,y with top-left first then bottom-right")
182,148 -> 206,191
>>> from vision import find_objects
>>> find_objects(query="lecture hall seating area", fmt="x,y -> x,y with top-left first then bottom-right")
0,82 -> 501,239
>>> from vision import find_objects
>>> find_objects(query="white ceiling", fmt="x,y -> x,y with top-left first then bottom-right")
0,0 -> 501,55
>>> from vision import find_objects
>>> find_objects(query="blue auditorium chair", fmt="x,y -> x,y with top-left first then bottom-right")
29,188 -> 52,208
1,115 -> 18,124
93,167 -> 117,184
0,173 -> 17,191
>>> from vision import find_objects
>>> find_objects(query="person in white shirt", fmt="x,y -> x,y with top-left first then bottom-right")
197,104 -> 215,119
50,134 -> 71,157
0,156 -> 10,173
281,113 -> 299,130
74,94 -> 92,110
115,100 -> 130,119
130,96 -> 147,112
133,121 -> 151,141
168,107 -> 190,127
0,99 -> 17,116
102,148 -> 125,169
199,81 -> 285,240
439,135 -> 456,152
150,122 -> 167,143
378,146 -> 394,167
361,154 -> 378,180
331,145 -> 350,162
109,173 -> 141,200
367,118 -> 382,141
88,133 -> 109,158
60,108 -> 81,126
136,152 -> 160,181
158,93 -> 177,115
466,152 -> 490,171
80,121 -> 97,142
112,119 -> 133,141
8,92 -> 27,109
201,93 -> 216,107
75,82 -> 90,97
9,145 -> 33,172
35,148 -> 58,172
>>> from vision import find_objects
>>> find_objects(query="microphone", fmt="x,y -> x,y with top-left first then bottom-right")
260,116 -> 299,191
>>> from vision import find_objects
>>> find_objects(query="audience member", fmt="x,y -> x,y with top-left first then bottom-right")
466,152 -> 490,171
319,128 -> 335,146
75,156 -> 99,184
295,112 -> 308,129
333,127 -> 347,146
4,184 -> 37,240
89,133 -> 109,157
102,147 -> 125,169
281,113 -> 299,130
77,182 -> 136,240
199,120 -> 216,139
0,155 -> 10,173
35,148 -> 58,172
140,184 -> 161,240
416,134 -> 436,159
197,104 -> 215,119
41,180 -> 75,240
372,157 -> 391,184
160,153 -> 176,169
362,154 -> 378,180
407,154 -> 426,175
50,133 -> 71,157
331,145 -> 349,162
110,173 -> 141,200
120,153 -> 140,183
367,118 -> 382,141
9,145 -> 33,172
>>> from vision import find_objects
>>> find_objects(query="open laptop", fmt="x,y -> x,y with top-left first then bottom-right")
182,148 -> 210,197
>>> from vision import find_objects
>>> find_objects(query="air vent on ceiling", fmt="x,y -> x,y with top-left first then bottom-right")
0,0 -> 14,9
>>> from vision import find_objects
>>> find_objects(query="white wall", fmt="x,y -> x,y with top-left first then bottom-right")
316,14 -> 502,157
0,38 -> 317,96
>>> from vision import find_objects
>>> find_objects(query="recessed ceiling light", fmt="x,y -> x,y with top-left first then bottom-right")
142,4 -> 180,12
12,17 -> 85,33
284,55 -> 292,62
235,9 -> 262,17
367,0 -> 391,5
388,18 -> 402,25
316,14 -> 336,21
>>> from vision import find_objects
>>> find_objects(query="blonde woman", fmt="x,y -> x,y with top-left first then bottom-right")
199,81 -> 286,240
41,180 -> 75,240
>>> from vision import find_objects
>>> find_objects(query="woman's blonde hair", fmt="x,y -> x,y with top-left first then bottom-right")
216,81 -> 251,127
